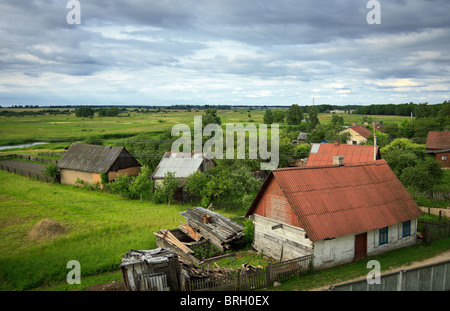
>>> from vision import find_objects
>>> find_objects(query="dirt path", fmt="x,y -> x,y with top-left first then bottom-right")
310,249 -> 450,291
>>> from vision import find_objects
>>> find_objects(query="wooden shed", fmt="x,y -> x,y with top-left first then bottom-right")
57,143 -> 141,185
120,248 -> 181,291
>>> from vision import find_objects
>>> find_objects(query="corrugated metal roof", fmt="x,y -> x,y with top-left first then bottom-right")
246,160 -> 423,242
306,143 -> 379,167
425,131 -> 450,150
152,152 -> 210,179
57,143 -> 129,173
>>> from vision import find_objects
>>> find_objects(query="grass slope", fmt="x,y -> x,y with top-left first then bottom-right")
0,170 -> 186,290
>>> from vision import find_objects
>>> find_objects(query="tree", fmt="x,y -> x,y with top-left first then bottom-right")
75,106 -> 94,118
159,171 -> 179,205
307,106 -> 320,129
129,166 -> 152,199
286,104 -> 304,125
202,109 -> 221,128
273,110 -> 286,123
44,163 -> 59,183
263,109 -> 274,124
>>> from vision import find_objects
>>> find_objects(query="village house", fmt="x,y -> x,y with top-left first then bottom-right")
340,124 -> 372,145
246,159 -> 423,269
57,143 -> 141,185
306,141 -> 380,167
152,152 -> 217,202
425,130 -> 450,168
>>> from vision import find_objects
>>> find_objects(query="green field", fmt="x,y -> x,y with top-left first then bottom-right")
0,170 -> 191,290
0,108 -> 408,147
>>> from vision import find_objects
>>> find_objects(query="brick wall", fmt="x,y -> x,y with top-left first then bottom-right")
252,178 -> 301,228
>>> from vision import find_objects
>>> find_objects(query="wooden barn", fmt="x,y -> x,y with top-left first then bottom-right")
246,159 -> 423,269
57,143 -> 141,185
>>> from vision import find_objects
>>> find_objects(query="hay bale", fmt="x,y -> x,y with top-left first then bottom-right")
29,219 -> 66,239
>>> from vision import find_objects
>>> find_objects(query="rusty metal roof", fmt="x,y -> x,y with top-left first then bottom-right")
246,159 -> 423,241
425,131 -> 450,151
306,143 -> 380,167
57,143 -> 136,173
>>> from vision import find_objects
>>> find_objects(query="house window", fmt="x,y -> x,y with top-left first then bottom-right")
352,141 -> 357,145
402,220 -> 411,237
379,227 -> 388,245
442,155 -> 448,161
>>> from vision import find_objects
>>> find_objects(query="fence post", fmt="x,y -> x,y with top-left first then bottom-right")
266,263 -> 271,288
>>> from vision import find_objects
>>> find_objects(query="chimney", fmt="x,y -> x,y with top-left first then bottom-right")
333,156 -> 344,166
352,122 -> 356,126
334,140 -> 339,146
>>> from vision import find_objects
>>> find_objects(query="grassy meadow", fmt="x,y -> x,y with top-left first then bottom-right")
0,169 -> 189,290
0,107 -> 408,147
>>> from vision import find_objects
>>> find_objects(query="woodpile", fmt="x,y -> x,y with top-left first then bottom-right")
153,229 -> 195,254
180,207 -> 244,252
179,257 -> 235,279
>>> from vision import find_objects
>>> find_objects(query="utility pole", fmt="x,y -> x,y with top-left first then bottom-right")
373,121 -> 377,160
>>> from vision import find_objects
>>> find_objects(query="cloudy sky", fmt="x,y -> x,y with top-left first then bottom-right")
0,0 -> 449,107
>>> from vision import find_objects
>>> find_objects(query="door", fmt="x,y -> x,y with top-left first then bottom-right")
354,232 -> 367,261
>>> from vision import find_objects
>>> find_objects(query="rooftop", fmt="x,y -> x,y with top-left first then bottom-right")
247,160 -> 423,241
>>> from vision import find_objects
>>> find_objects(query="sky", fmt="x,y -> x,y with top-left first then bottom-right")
0,0 -> 449,107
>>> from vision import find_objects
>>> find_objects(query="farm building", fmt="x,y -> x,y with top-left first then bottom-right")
292,132 -> 310,145
246,159 -> 423,269
306,141 -> 380,167
339,125 -> 372,145
152,152 -> 217,202
57,143 -> 141,185
425,131 -> 450,168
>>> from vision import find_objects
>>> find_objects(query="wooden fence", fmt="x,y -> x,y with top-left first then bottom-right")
418,218 -> 450,242
0,154 -> 58,165
0,162 -> 49,182
185,254 -> 313,291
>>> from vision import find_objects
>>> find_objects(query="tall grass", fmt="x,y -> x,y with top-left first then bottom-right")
0,170 -> 187,290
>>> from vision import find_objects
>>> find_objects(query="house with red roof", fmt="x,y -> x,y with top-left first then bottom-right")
306,141 -> 380,167
246,159 -> 423,269
425,131 -> 450,167
340,125 -> 373,145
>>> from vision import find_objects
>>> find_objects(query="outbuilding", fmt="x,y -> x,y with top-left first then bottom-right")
425,131 -> 450,168
57,143 -> 141,185
246,159 -> 423,269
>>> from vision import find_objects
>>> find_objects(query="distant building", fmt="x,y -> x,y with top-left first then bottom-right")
246,160 -> 423,269
292,132 -> 310,145
340,125 -> 372,145
306,141 -> 380,167
152,152 -> 217,202
57,143 -> 141,186
425,131 -> 450,168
